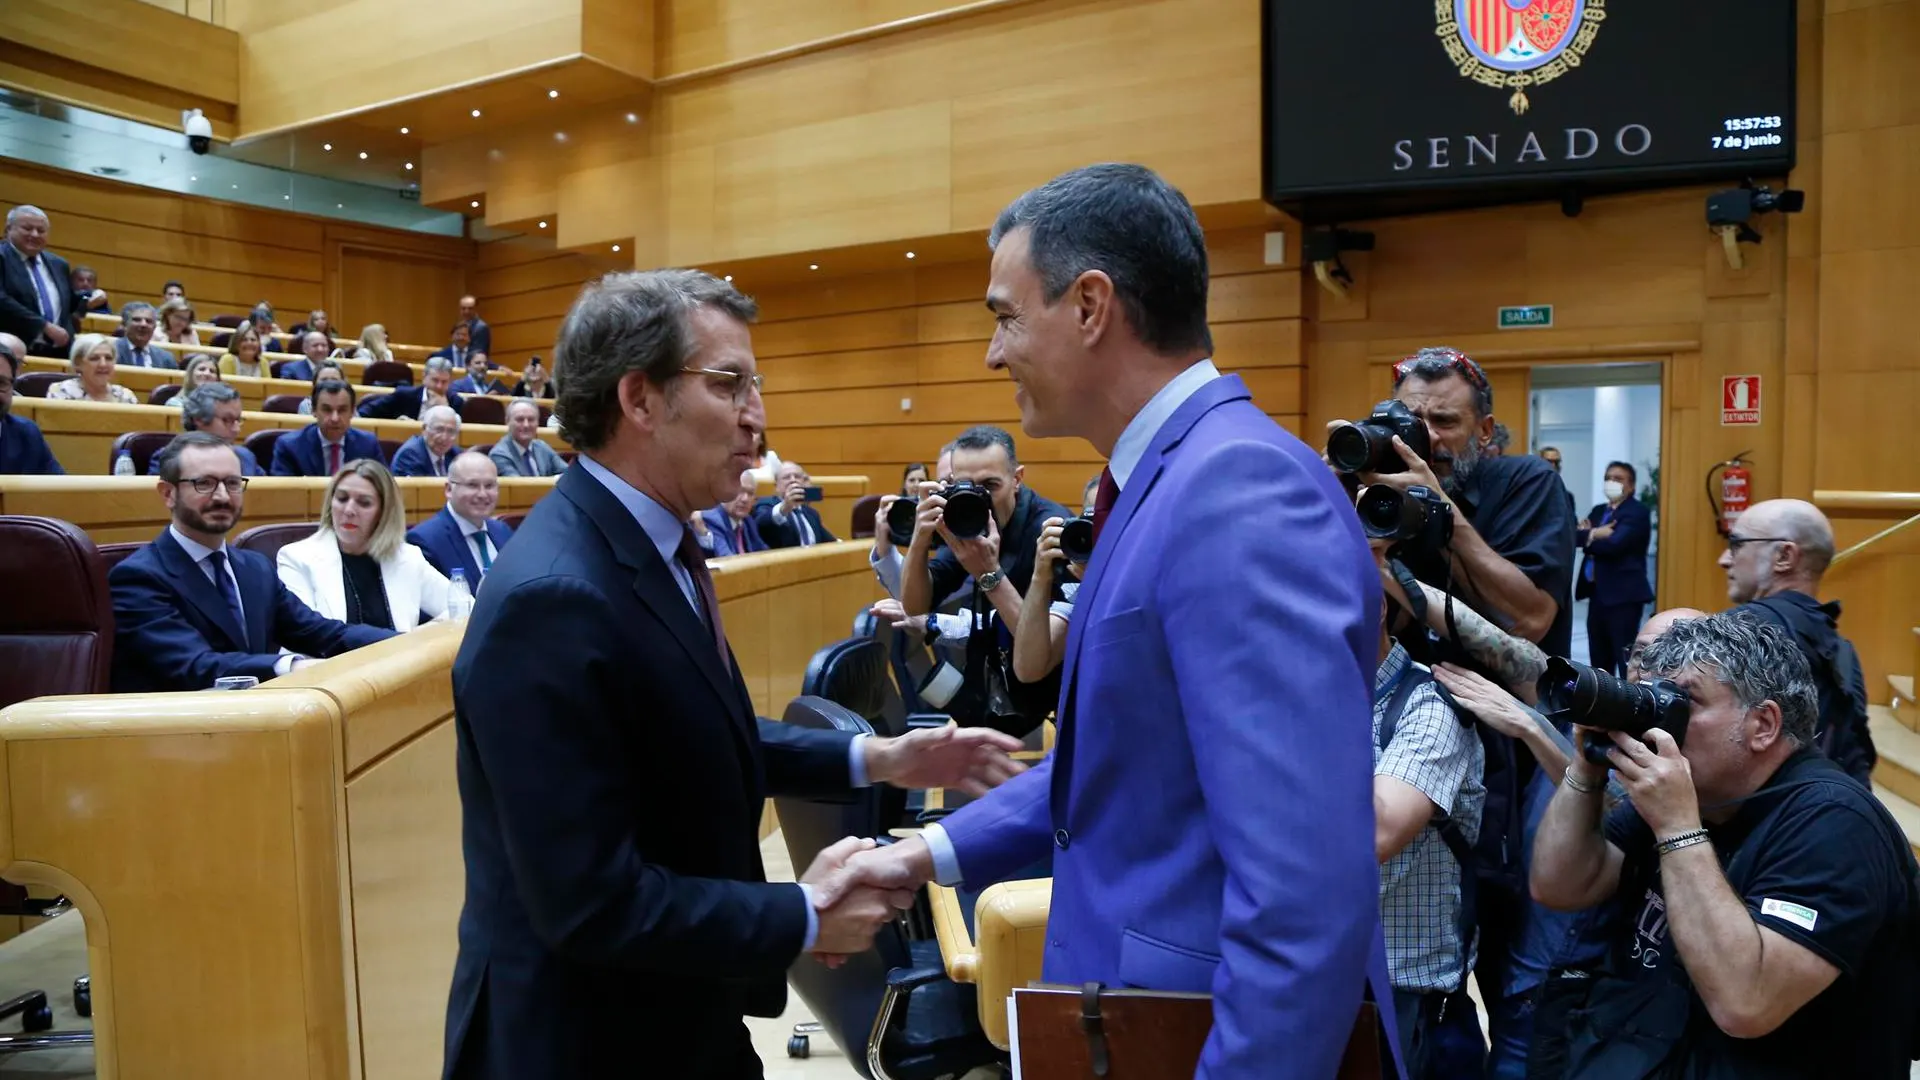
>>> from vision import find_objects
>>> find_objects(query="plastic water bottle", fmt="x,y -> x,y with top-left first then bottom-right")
112,450 -> 135,476
447,569 -> 474,621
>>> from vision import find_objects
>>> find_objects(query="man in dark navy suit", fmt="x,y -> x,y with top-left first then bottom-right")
1577,460 -> 1655,674
359,357 -> 464,421
752,460 -> 838,548
272,381 -> 381,477
459,295 -> 492,356
109,433 -> 394,692
441,270 -> 1023,1079
695,471 -> 767,557
0,206 -> 77,358
408,452 -> 513,585
0,333 -> 63,475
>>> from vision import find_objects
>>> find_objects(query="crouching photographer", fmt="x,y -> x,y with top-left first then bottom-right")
1531,611 -> 1920,1080
897,425 -> 1073,736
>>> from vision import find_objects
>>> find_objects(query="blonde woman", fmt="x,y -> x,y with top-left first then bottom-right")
157,297 -> 202,346
276,458 -> 450,632
181,354 -> 222,388
353,324 -> 394,364
218,325 -> 265,378
48,334 -> 138,404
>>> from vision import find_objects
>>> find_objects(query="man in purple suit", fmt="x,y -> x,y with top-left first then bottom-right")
840,164 -> 1394,1076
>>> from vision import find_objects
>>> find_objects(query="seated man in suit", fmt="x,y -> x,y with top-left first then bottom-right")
1,205 -> 77,358
272,379 -> 382,477
109,432 -> 396,692
391,405 -> 463,478
0,332 -> 63,474
450,352 -> 512,396
359,356 -> 464,422
488,398 -> 567,478
429,322 -> 473,368
407,451 -> 512,585
695,470 -> 767,557
70,265 -> 110,313
459,295 -> 492,355
150,382 -> 264,476
114,301 -> 178,369
753,461 -> 838,548
278,330 -> 332,383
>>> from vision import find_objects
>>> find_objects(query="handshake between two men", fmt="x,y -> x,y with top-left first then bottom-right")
799,721 -> 1027,960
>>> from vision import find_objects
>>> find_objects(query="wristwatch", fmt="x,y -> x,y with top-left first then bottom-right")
976,568 -> 1006,591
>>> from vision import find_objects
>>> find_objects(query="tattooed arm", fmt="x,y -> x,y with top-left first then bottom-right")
1410,580 -> 1547,701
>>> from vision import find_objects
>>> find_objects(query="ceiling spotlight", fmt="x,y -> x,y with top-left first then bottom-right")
399,126 -> 409,134
470,200 -> 480,209
283,194 -> 291,200
188,175 -> 197,182
612,244 -> 621,252
538,221 -> 548,229
547,89 -> 559,99
322,143 -> 333,151
906,251 -> 916,260
625,112 -> 639,124
358,151 -> 368,160
404,162 -> 414,170
554,131 -> 568,142
471,109 -> 482,118
230,183 -> 238,190
336,203 -> 344,209
724,275 -> 733,282
809,263 -> 820,271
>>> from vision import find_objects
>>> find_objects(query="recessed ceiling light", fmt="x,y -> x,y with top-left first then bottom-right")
322,143 -> 333,151
547,89 -> 559,99
554,131 -> 567,142
724,275 -> 733,282
336,203 -> 344,209
809,263 -> 820,271
230,183 -> 238,189
399,126 -> 409,134
404,162 -> 414,170
471,109 -> 482,118
906,251 -> 916,260
188,175 -> 197,182
470,200 -> 480,208
538,221 -> 548,229
625,112 -> 639,124
283,194 -> 291,200
611,244 -> 621,252
358,151 -> 368,160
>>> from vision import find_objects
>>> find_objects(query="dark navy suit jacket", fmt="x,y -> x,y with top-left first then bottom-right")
1579,496 -> 1655,607
269,424 -> 382,477
408,506 -> 513,586
700,507 -> 767,557
390,434 -> 459,478
441,466 -> 855,1077
751,499 -> 837,548
277,357 -> 316,382
0,414 -> 64,474
107,528 -> 393,692
358,385 -> 465,422
0,244 -> 77,354
936,374 -> 1395,1076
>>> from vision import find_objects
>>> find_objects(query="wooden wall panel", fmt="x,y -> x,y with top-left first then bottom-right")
656,0 -> 962,76
335,249 -> 468,355
0,0 -> 239,105
470,237 -> 624,373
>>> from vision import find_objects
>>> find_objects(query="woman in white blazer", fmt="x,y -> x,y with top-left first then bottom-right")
277,459 -> 451,631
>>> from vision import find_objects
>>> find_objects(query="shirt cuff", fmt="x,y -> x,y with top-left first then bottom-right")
697,529 -> 717,552
798,884 -> 819,951
934,612 -> 970,640
771,504 -> 791,524
848,733 -> 871,788
273,654 -> 302,676
921,823 -> 965,887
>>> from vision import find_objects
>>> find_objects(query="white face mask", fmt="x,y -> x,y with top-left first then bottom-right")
1603,480 -> 1626,501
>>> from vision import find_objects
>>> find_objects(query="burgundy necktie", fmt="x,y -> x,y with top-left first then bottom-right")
734,522 -> 746,553
1090,466 -> 1120,546
676,526 -> 730,670
327,442 -> 342,475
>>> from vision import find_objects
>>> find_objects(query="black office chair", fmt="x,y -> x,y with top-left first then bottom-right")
774,697 -> 1004,1079
802,636 -> 894,736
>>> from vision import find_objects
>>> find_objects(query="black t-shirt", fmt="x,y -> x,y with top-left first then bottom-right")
1738,592 -> 1876,783
1398,452 -> 1576,660
926,485 -> 1073,610
1602,751 -> 1916,1078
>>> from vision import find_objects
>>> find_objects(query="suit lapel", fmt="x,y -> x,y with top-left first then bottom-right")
155,530 -> 249,648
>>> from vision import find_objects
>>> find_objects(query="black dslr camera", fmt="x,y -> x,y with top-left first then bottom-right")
891,481 -> 994,542
1538,657 -> 1691,765
1059,511 -> 1096,563
1357,484 -> 1453,552
1327,399 -> 1431,475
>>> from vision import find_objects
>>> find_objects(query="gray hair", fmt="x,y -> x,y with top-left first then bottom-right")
505,398 -> 541,422
121,301 -> 156,323
424,357 -> 454,376
1767,500 -> 1837,578
951,424 -> 1020,468
5,205 -> 48,229
1393,347 -> 1494,418
180,381 -> 241,429
1490,421 -> 1512,451
552,269 -> 758,452
303,330 -> 331,350
422,404 -> 460,429
988,163 -> 1211,356
1634,610 -> 1819,746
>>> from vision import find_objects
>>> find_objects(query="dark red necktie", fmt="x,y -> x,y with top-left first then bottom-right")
676,526 -> 730,670
1090,467 -> 1120,546
327,442 -> 341,475
734,522 -> 746,553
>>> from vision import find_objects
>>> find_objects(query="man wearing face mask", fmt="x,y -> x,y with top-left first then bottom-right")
1578,461 -> 1656,675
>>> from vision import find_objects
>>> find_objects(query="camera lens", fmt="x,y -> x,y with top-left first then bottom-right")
1326,423 -> 1384,473
1539,657 -> 1690,749
943,485 -> 991,539
1356,485 -> 1422,541
886,498 -> 918,546
1060,516 -> 1095,562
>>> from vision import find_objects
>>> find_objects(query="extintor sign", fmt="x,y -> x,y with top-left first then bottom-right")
1722,375 -> 1761,426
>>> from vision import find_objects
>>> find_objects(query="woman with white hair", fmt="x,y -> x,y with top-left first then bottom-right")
277,458 -> 451,631
48,333 -> 138,403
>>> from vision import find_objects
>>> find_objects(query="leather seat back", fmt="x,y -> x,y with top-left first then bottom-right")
0,516 -> 113,709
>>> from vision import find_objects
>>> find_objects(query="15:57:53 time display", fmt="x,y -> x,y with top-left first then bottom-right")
1723,116 -> 1784,132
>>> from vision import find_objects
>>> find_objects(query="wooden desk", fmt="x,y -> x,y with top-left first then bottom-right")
0,475 -> 558,544
0,539 -> 887,1078
79,314 -> 491,374
9,398 -> 569,478
21,358 -> 391,413
752,475 -> 871,541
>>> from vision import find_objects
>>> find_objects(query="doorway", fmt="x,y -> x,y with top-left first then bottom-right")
1529,362 -> 1664,668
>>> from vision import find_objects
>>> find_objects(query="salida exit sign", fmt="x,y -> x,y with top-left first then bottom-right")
1497,305 -> 1553,329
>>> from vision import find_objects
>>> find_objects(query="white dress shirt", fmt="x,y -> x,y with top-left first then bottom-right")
451,506 -> 497,575
169,524 -> 300,674
918,357 -> 1222,887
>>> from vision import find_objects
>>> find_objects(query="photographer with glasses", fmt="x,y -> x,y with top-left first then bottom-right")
1531,611 -> 1919,1079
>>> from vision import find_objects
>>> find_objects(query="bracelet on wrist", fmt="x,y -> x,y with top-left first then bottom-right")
1656,828 -> 1711,856
1562,769 -> 1604,795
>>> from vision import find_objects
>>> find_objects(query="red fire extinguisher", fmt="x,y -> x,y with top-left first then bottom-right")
1707,452 -> 1753,537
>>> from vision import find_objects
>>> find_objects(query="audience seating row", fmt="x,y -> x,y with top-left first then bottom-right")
82,312 -> 442,363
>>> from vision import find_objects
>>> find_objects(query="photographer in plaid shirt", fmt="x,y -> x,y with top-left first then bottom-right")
1371,570 -> 1487,1078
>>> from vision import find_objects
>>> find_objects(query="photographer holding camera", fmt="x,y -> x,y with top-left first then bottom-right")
898,425 -> 1072,735
1328,347 -> 1576,659
1012,474 -> 1103,683
1532,611 -> 1919,1079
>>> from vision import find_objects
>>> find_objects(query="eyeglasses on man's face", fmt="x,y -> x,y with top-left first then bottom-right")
679,366 -> 764,405
178,475 -> 248,496
1725,534 -> 1789,553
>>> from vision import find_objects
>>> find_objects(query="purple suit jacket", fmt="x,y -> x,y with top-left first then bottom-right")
937,375 -> 1397,1077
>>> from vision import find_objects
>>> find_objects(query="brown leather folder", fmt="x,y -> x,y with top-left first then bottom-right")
1010,982 -> 1383,1079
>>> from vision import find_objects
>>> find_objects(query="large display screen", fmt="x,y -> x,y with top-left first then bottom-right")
1264,1 -> 1797,220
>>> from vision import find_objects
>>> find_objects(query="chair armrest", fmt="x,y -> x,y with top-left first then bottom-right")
974,878 -> 1054,1050
928,884 -> 978,985
906,712 -> 951,731
885,963 -> 949,992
